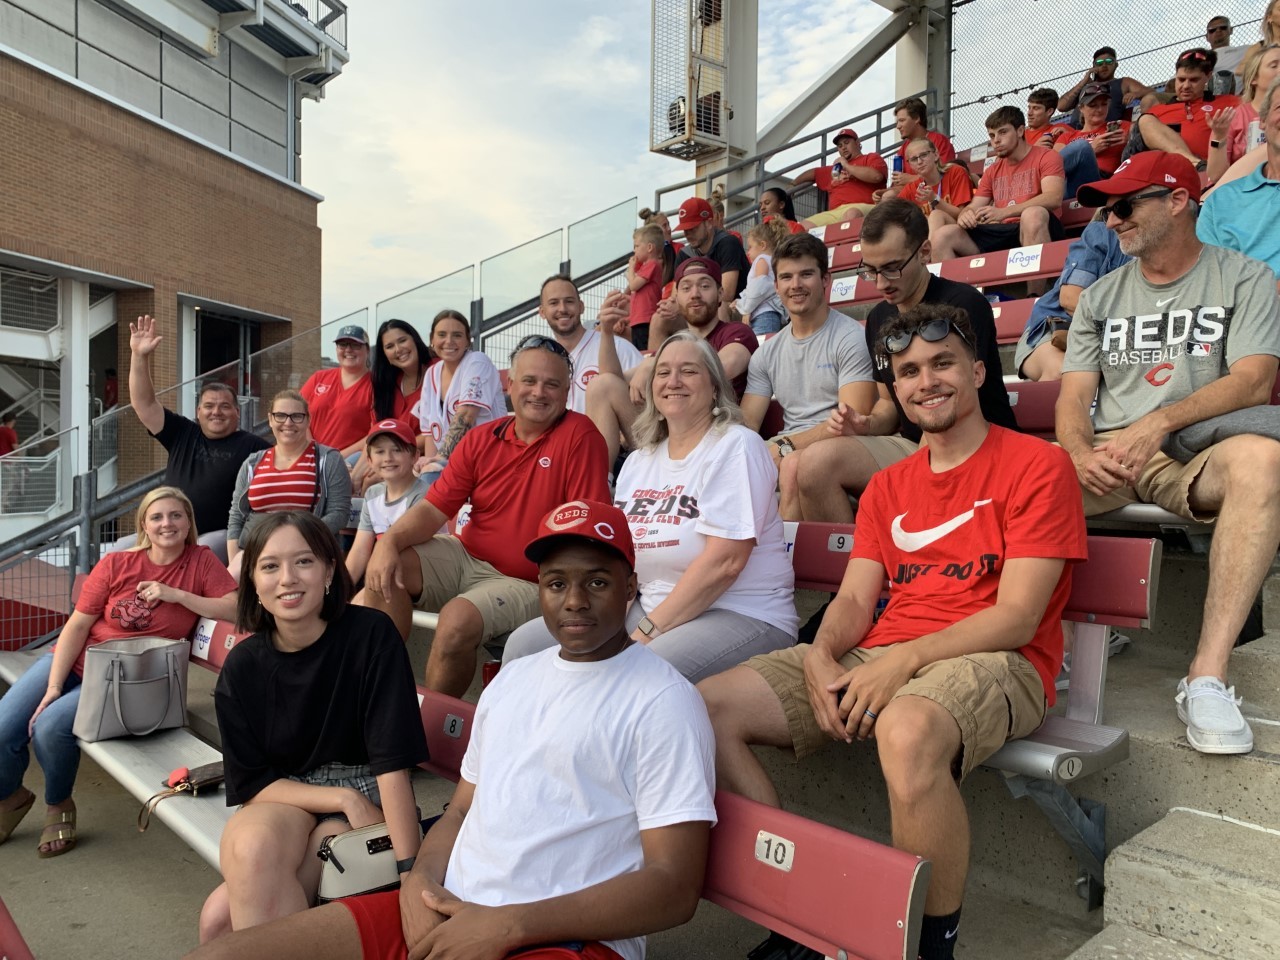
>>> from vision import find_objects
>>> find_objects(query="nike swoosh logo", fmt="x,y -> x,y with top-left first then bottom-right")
945,928 -> 959,940
1155,296 -> 1179,307
891,500 -> 993,552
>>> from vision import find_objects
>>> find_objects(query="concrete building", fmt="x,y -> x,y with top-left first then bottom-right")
0,0 -> 348,537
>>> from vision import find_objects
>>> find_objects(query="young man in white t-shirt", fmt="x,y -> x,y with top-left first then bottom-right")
186,500 -> 717,960
541,275 -> 644,413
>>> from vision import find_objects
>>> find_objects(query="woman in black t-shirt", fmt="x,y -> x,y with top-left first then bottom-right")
197,511 -> 428,944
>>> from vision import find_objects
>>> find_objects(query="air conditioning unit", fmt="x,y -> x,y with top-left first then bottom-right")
651,0 -> 729,161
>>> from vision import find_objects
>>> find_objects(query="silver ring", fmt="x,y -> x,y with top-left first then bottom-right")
864,709 -> 878,720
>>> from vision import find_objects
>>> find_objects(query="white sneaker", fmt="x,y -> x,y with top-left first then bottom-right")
1175,677 -> 1254,754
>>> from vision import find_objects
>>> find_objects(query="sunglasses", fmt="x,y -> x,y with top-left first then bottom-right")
1207,25 -> 1230,33
512,334 -> 575,376
882,316 -> 975,356
1177,51 -> 1212,66
1099,188 -> 1173,220
269,411 -> 308,424
1094,57 -> 1116,66
854,238 -> 926,282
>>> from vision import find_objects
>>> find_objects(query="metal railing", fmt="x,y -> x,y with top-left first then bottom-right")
283,0 -> 348,47
0,266 -> 59,333
0,529 -> 79,651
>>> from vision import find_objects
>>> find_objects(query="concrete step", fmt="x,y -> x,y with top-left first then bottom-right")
1065,923 -> 1217,960
1104,809 -> 1280,959
1231,632 -> 1280,716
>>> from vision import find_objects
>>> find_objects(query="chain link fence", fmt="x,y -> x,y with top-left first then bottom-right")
950,2 -> 1264,149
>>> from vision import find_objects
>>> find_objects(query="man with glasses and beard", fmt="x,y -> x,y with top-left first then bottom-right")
1058,151 -> 1280,756
701,302 -> 1085,960
362,335 -> 609,697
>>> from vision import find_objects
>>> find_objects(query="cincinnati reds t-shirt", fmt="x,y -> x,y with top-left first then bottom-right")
614,425 -> 798,636
565,328 -> 644,414
852,426 -> 1087,703
1062,244 -> 1280,432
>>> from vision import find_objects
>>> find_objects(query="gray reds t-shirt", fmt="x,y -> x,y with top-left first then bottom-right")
1062,244 -> 1280,432
744,308 -> 874,433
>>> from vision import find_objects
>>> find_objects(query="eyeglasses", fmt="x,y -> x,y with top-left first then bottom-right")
269,411 -> 308,424
1099,188 -> 1173,220
882,316 -> 975,356
1094,57 -> 1116,66
511,334 -> 575,375
854,238 -> 926,282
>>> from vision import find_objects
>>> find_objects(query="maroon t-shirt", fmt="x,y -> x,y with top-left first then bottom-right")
705,320 -> 760,399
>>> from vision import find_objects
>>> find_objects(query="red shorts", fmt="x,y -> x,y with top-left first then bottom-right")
339,890 -> 625,960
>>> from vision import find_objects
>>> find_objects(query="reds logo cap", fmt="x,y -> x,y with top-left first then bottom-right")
525,500 -> 635,569
1075,150 -> 1201,207
365,418 -> 417,448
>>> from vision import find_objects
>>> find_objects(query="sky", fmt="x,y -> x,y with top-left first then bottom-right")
301,0 -> 899,325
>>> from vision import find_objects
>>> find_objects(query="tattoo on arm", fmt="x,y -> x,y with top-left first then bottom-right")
437,406 -> 480,458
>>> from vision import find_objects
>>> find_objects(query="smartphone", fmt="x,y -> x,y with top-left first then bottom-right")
1107,120 -> 1121,133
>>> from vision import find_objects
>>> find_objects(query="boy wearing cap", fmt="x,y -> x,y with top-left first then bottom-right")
186,501 -> 716,960
794,128 -> 889,228
346,419 -> 432,588
672,196 -> 751,315
301,325 -> 376,463
1059,151 -> 1280,755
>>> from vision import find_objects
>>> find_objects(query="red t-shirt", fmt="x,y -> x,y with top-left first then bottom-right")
897,130 -> 957,165
426,411 -> 610,581
851,426 -> 1087,704
1148,94 -> 1241,159
815,153 -> 889,207
70,545 -> 237,676
393,369 -> 428,435
247,444 -> 319,514
301,367 -> 374,452
1060,121 -> 1132,176
1023,123 -> 1074,147
0,425 -> 16,456
976,145 -> 1066,221
762,216 -> 808,235
704,320 -> 759,399
628,258 -> 664,330
900,165 -> 975,213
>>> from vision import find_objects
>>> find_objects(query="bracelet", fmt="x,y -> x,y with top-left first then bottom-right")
47,683 -> 62,693
396,856 -> 416,875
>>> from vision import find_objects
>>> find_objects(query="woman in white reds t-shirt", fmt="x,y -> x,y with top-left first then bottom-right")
412,310 -> 504,485
504,331 -> 798,681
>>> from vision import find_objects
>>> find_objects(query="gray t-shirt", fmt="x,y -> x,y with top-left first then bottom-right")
744,308 -> 875,433
1062,244 -> 1280,432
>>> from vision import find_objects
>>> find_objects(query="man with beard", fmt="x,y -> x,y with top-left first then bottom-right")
128,314 -> 269,556
930,106 -> 1066,271
1058,151 -> 1280,755
538,275 -> 643,414
739,232 -> 876,516
586,257 -> 757,468
701,302 -> 1085,960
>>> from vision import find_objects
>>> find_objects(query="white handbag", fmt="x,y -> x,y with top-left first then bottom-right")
316,821 -> 422,903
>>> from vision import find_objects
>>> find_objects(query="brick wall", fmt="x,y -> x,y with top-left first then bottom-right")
0,52 -> 323,486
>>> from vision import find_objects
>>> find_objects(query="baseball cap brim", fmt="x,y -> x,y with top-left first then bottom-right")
1076,174 -> 1160,208
525,532 -> 631,569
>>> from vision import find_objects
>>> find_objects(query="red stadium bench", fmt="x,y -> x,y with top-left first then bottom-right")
418,689 -> 930,960
815,218 -> 862,246
991,298 -> 1034,345
1004,379 -> 1059,440
0,895 -> 35,960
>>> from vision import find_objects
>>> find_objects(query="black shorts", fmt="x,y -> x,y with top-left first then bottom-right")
967,213 -> 1064,253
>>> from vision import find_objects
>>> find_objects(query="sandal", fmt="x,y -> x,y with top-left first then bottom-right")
0,790 -> 35,844
37,808 -> 76,859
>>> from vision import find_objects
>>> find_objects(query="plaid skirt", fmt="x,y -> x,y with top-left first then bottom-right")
290,761 -> 381,823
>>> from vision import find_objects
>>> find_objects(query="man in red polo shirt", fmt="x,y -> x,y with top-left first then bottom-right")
795,128 -> 888,228
362,336 -> 609,696
1137,47 -> 1240,162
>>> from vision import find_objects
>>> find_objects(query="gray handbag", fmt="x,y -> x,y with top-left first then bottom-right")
72,637 -> 190,742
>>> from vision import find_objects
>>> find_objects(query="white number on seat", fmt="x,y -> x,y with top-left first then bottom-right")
754,830 -> 795,872
828,533 -> 851,552
443,714 -> 465,739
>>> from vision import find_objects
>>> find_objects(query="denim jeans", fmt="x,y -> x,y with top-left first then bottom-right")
1059,139 -> 1102,201
750,310 -> 785,336
0,653 -> 83,805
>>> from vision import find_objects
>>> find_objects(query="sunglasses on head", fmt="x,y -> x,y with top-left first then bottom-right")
882,316 -> 974,356
1178,51 -> 1211,66
1099,188 -> 1173,220
514,334 -> 570,358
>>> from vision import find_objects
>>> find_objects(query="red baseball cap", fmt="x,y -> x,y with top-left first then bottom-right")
1076,151 -> 1202,207
673,256 -> 722,286
366,418 -> 417,448
833,128 -> 860,143
525,500 -> 635,569
676,197 -> 714,231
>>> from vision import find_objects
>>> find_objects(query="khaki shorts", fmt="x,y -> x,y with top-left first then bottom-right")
747,642 -> 1046,780
411,535 -> 540,641
857,435 -> 919,470
1078,429 -> 1217,521
807,202 -> 877,226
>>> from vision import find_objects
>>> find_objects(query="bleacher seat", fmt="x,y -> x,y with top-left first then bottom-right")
992,298 -> 1034,346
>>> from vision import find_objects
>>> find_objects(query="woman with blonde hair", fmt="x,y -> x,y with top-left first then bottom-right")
1209,43 -> 1280,181
504,331 -> 797,680
735,217 -> 790,335
0,486 -> 236,857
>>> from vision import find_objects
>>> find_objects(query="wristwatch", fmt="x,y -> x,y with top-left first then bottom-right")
775,437 -> 796,457
637,616 -> 662,639
1209,139 -> 1224,149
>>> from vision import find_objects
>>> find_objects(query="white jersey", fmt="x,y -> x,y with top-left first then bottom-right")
414,350 -> 505,445
564,328 -> 644,414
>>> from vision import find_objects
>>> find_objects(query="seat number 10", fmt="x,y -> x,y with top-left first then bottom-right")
754,830 -> 795,872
